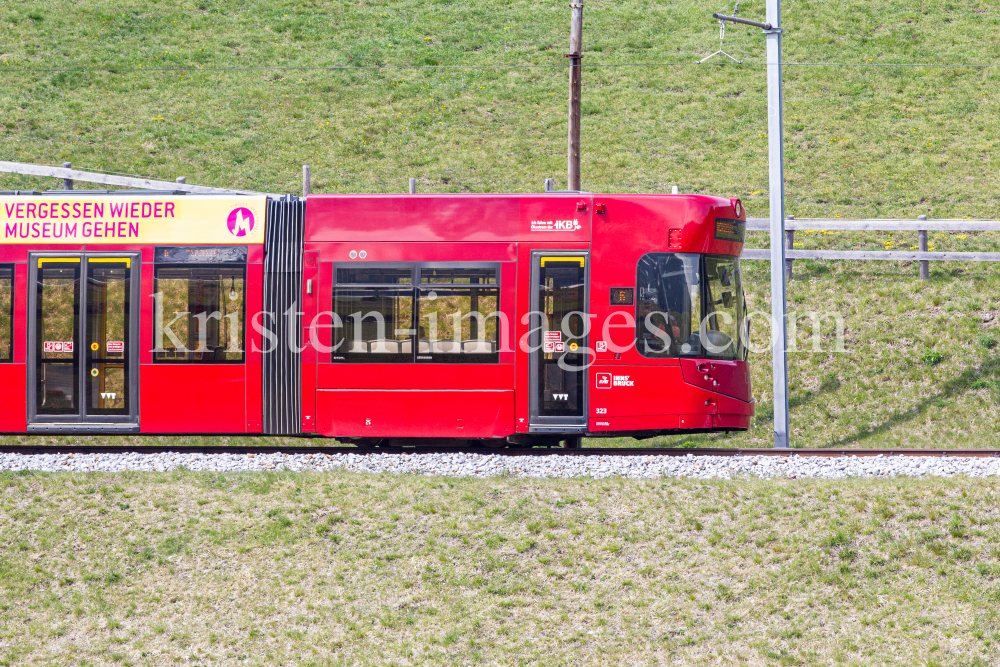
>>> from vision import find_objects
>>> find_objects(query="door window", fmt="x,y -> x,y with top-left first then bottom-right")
86,259 -> 130,415
36,259 -> 81,415
536,257 -> 587,418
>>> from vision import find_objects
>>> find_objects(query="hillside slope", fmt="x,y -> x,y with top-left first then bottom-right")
0,0 -> 998,218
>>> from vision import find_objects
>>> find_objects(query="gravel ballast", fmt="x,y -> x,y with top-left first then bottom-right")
1,451 -> 999,479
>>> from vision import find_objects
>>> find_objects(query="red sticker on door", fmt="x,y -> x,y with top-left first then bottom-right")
44,341 -> 74,353
106,341 -> 124,353
544,331 -> 562,342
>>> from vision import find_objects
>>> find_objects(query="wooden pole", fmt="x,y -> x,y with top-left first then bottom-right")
567,2 -> 584,191
62,162 -> 73,190
785,215 -> 794,280
302,165 -> 311,196
918,215 -> 929,279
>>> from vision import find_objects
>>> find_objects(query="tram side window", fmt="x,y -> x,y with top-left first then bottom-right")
331,266 -> 500,363
0,265 -> 12,362
417,268 -> 499,363
153,266 -> 246,363
635,253 -> 701,358
333,268 -> 414,363
635,253 -> 744,360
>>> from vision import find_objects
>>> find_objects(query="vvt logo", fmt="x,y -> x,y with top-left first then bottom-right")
227,207 -> 255,237
553,393 -> 569,401
100,392 -> 117,400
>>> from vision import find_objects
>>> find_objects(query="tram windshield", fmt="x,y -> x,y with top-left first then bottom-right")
635,253 -> 745,360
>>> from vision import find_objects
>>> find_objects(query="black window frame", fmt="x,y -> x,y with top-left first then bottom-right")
331,262 -> 501,364
151,261 -> 248,365
634,252 -> 745,361
0,264 -> 13,363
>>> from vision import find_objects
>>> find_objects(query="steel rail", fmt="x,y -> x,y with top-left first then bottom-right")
1,445 -> 998,458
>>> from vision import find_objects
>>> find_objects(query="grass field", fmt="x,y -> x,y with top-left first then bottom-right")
0,0 -> 998,217
2,469 -> 999,666
2,1 -> 1000,449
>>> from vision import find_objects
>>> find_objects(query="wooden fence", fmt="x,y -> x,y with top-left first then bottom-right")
743,217 -> 1000,278
0,160 -> 266,195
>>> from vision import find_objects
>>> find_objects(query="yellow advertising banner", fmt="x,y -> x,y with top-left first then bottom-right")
0,195 -> 268,244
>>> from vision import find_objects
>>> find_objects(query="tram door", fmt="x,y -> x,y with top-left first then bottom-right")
528,252 -> 589,433
27,254 -> 140,428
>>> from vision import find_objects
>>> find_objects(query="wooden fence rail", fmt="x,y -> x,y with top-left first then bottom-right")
742,217 -> 1000,277
0,160 -> 266,195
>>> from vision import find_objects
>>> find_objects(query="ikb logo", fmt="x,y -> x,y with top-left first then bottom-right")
227,207 -> 255,237
596,373 -> 612,389
530,219 -> 582,232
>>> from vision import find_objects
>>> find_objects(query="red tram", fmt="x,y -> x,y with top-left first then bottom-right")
0,190 -> 753,446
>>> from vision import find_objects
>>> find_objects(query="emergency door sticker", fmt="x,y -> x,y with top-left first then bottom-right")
543,341 -> 554,353
555,342 -> 565,352
545,331 -> 562,342
44,341 -> 74,353
596,341 -> 607,352
596,373 -> 612,389
106,341 -> 124,353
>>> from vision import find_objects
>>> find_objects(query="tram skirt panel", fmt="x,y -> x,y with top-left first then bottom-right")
262,196 -> 305,435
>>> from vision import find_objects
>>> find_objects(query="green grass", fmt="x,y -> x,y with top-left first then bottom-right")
2,469 -> 999,666
604,251 -> 1000,449
0,0 -> 998,216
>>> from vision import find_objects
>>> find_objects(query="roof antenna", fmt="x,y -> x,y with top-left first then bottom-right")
698,1 -> 743,64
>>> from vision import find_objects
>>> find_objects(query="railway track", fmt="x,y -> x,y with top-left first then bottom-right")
2,444 -> 999,458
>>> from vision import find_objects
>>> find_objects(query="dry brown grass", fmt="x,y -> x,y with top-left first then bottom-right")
2,469 -> 999,665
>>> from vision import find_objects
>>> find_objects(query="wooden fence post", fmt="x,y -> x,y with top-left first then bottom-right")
544,178 -> 554,193
408,178 -> 416,194
785,215 -> 794,280
918,214 -> 929,279
302,165 -> 311,196
62,162 -> 73,190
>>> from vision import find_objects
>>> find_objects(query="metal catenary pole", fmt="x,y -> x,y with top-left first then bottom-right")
567,1 -> 584,191
765,0 -> 790,448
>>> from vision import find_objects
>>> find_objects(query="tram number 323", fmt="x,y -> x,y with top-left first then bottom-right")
595,408 -> 607,414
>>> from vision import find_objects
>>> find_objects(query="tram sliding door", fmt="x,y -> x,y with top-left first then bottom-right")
27,254 -> 140,429
528,252 -> 589,434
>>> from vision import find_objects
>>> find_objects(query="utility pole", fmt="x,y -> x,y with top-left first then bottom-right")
764,0 -> 790,448
711,3 -> 789,448
567,1 -> 583,191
